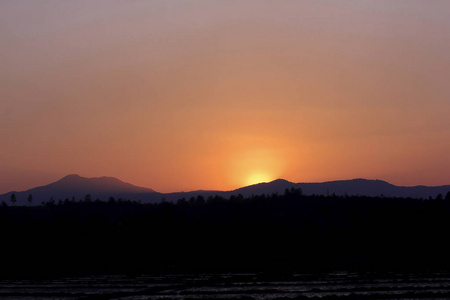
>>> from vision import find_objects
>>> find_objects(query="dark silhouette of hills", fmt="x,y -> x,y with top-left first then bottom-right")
296,178 -> 450,199
1,174 -> 449,205
162,178 -> 450,201
0,174 -> 156,205
230,179 -> 294,197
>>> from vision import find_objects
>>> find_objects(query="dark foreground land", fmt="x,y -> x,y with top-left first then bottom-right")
1,189 -> 450,278
3,272 -> 450,299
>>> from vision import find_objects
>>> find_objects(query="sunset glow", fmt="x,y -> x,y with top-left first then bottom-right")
1,1 -> 450,193
245,173 -> 274,186
224,144 -> 288,189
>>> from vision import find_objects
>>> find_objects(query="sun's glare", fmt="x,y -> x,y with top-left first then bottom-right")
246,172 -> 273,186
224,140 -> 289,189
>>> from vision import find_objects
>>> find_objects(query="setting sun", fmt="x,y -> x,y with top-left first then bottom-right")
246,172 -> 273,186
225,144 -> 287,189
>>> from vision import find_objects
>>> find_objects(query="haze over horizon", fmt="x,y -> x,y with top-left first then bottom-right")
1,1 -> 450,194
2,173 -> 450,206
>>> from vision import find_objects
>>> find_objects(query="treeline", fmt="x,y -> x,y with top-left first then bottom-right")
1,189 -> 450,277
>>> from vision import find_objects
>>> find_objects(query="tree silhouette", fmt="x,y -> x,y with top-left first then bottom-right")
47,197 -> 55,206
2,191 -> 450,275
84,194 -> 92,203
27,194 -> 33,205
10,193 -> 16,206
195,195 -> 205,206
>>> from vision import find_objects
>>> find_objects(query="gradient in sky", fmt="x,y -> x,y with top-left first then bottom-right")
1,0 -> 450,193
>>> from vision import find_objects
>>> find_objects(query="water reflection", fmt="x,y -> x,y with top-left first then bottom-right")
2,272 -> 450,299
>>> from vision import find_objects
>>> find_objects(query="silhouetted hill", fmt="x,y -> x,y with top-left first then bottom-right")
1,175 -> 449,205
156,180 -> 295,202
152,178 -> 450,202
296,179 -> 450,199
0,174 -> 157,205
230,179 -> 295,197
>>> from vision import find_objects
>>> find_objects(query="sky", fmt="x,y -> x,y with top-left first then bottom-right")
1,0 -> 450,193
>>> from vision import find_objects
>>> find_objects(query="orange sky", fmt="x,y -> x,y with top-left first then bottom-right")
1,1 -> 450,193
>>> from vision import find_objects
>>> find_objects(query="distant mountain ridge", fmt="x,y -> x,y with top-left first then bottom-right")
0,175 -> 449,205
208,178 -> 450,201
53,174 -> 155,193
295,178 -> 450,199
0,174 -> 155,205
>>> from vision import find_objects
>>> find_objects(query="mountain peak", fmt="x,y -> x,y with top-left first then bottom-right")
244,178 -> 292,187
53,175 -> 156,192
0,174 -> 157,204
270,178 -> 292,184
61,174 -> 82,180
348,178 -> 393,186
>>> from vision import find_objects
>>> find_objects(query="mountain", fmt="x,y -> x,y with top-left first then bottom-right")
296,179 -> 450,199
235,178 -> 449,199
230,179 -> 295,197
1,175 -> 449,205
149,178 -> 450,201
0,174 -> 158,205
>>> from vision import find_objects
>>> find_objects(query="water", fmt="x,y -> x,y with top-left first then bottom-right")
2,272 -> 450,299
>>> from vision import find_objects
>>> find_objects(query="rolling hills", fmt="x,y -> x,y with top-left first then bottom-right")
1,174 -> 449,205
